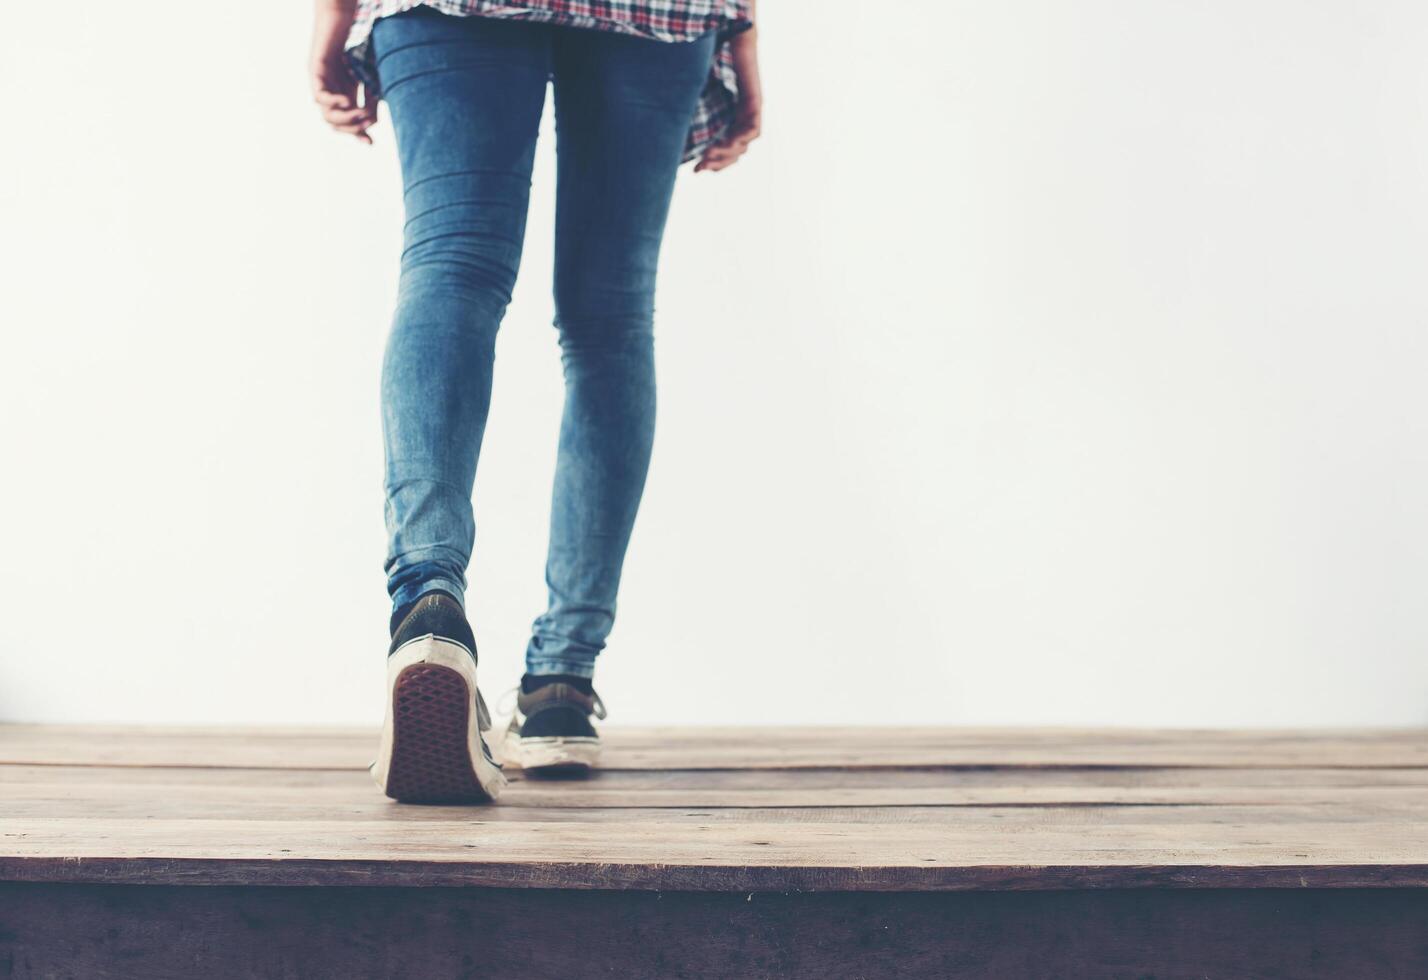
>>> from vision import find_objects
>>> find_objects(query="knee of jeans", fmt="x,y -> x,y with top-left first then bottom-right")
552,256 -> 659,349
399,219 -> 523,319
553,308 -> 655,354
552,279 -> 656,353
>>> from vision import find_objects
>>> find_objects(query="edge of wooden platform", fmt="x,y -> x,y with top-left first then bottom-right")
3,856 -> 1428,891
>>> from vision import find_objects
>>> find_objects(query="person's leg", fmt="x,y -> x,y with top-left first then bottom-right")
368,11 -> 552,803
371,10 -> 551,627
524,28 -> 718,678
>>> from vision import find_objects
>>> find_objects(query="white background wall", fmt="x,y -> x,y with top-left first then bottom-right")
2,1 -> 1425,727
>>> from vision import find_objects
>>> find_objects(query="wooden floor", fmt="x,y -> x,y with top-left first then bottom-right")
3,724 -> 1428,977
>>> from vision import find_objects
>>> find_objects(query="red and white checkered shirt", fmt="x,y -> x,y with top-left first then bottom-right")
344,1 -> 753,162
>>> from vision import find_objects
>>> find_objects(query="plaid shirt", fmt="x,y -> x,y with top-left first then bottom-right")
344,1 -> 752,162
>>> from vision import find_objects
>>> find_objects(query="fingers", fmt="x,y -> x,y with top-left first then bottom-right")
312,63 -> 357,107
694,118 -> 761,173
314,87 -> 353,110
313,68 -> 378,143
694,142 -> 746,172
731,106 -> 763,146
695,142 -> 746,172
322,102 -> 377,141
324,104 -> 373,127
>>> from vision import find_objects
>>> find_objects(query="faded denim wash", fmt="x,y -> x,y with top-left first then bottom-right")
370,9 -> 715,677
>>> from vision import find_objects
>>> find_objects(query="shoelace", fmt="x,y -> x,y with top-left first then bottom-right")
495,684 -> 608,720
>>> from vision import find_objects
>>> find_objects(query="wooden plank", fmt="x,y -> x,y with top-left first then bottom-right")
6,883 -> 1428,980
4,724 -> 1426,770
586,727 -> 1428,770
10,798 -> 1428,826
4,765 -> 1424,814
4,765 -> 1428,809
4,767 -> 1428,828
10,762 -> 1428,789
2,816 -> 1426,889
0,725 -> 369,770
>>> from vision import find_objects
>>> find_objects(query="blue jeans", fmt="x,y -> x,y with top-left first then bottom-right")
370,10 -> 715,678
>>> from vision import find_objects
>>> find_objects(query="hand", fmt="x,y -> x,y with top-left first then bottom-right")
310,1 -> 378,144
696,27 -> 761,173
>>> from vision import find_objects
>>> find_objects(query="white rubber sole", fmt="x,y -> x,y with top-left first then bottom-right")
371,635 -> 506,803
500,728 -> 601,771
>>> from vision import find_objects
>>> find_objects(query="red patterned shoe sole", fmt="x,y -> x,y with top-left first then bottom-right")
384,663 -> 497,804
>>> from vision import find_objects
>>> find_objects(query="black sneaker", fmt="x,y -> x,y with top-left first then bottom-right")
371,591 -> 505,803
501,674 -> 606,774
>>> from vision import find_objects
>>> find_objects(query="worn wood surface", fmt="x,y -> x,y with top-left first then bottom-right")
3,883 -> 1428,980
1,725 -> 1426,890
4,723 -> 1427,769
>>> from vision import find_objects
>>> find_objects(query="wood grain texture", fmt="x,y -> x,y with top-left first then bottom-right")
4,723 -> 1426,769
0,726 -> 1425,891
3,815 -> 1427,889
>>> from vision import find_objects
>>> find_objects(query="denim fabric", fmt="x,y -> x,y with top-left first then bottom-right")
370,9 -> 715,678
